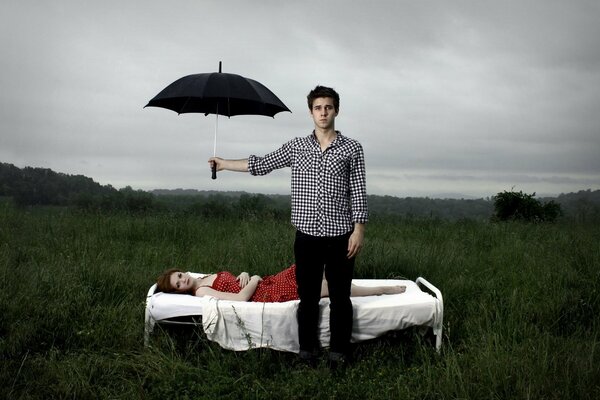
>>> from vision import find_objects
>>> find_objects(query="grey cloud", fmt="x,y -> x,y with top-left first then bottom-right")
0,0 -> 598,198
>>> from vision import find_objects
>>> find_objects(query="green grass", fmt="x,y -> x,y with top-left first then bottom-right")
1,204 -> 599,399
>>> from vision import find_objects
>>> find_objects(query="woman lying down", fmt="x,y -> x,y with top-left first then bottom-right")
156,264 -> 406,302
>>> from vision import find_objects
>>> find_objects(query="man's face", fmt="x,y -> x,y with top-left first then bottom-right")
310,97 -> 338,130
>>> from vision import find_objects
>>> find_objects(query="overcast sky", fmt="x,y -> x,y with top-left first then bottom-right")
1,1 -> 599,198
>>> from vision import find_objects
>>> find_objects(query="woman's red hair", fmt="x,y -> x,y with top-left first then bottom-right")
156,268 -> 183,293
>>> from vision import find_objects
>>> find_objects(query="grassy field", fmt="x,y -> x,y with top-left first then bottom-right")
1,203 -> 599,399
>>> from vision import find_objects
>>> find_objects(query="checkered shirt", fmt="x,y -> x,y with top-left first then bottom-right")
248,132 -> 368,237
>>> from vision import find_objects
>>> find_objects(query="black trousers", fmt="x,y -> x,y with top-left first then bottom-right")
294,230 -> 354,355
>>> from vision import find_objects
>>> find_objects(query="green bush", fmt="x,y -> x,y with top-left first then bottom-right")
492,190 -> 562,222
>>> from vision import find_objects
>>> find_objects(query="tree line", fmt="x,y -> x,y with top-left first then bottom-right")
1,162 -> 598,221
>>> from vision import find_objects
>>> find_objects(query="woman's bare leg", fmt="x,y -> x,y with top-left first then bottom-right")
320,279 -> 405,297
349,284 -> 406,297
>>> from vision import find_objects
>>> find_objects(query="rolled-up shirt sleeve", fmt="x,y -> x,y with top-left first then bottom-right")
248,141 -> 292,176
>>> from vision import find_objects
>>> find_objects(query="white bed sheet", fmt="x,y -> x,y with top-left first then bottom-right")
145,276 -> 443,353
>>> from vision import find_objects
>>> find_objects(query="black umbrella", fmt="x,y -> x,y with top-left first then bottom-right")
145,62 -> 290,179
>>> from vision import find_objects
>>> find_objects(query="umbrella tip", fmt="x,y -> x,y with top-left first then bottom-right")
219,61 -> 222,73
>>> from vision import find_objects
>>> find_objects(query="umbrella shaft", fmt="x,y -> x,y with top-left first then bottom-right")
213,106 -> 218,156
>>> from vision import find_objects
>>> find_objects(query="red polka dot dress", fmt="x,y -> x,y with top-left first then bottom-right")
211,264 -> 299,302
211,272 -> 242,294
251,264 -> 299,302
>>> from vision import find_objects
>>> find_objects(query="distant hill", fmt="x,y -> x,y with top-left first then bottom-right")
0,162 -> 117,206
149,187 -> 600,221
151,188 -> 246,197
544,190 -> 600,221
2,162 -> 599,220
553,189 -> 600,204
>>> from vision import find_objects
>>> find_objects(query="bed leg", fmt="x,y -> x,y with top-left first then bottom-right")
416,277 -> 444,353
144,311 -> 155,347
144,284 -> 158,347
435,331 -> 442,352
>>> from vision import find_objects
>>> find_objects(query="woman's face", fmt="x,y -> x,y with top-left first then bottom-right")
169,271 -> 194,293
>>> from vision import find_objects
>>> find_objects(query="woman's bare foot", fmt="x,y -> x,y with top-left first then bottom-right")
382,285 -> 406,295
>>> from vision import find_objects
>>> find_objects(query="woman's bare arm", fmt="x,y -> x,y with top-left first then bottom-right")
195,275 -> 262,301
236,272 -> 250,288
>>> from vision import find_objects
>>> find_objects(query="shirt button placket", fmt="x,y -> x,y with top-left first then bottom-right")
317,153 -> 324,235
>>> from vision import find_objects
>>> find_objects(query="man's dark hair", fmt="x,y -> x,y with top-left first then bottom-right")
307,86 -> 340,112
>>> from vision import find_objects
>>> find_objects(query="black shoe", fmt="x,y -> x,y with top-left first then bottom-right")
328,351 -> 351,372
298,350 -> 319,367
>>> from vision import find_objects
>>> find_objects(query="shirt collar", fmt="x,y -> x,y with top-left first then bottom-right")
310,130 -> 343,150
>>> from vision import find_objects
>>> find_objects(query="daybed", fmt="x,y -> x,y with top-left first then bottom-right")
144,274 -> 443,353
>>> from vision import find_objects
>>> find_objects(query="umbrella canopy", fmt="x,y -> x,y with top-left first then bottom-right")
145,62 -> 290,179
145,64 -> 290,117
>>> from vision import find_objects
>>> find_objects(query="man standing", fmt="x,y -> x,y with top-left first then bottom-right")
208,86 -> 368,367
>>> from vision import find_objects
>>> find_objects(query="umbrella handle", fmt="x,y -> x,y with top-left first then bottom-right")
211,162 -> 217,180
